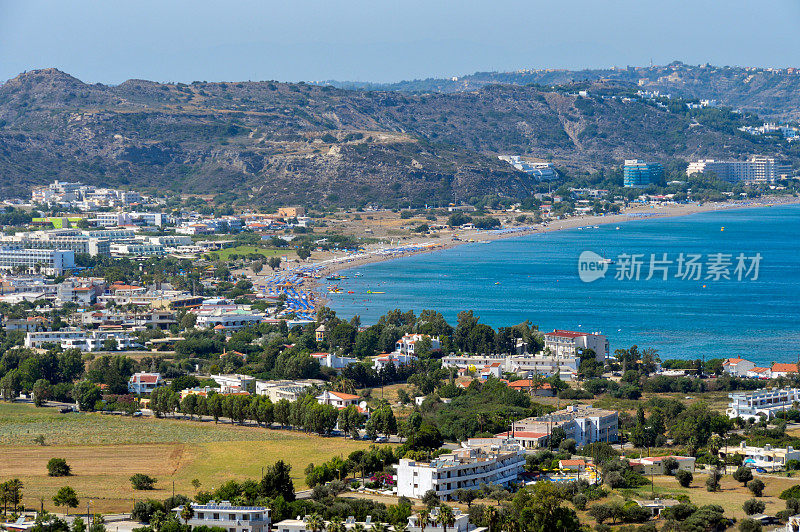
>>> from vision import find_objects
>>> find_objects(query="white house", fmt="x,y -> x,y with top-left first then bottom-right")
511,405 -> 619,447
128,372 -> 163,394
395,442 -> 525,500
274,516 -> 381,532
316,390 -> 361,410
172,502 -> 269,532
373,352 -> 416,371
395,334 -> 441,356
770,363 -> 799,379
311,352 -> 359,370
212,374 -> 256,394
722,358 -> 756,377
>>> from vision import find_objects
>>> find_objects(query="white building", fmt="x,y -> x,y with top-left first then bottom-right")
629,456 -> 696,475
505,354 -> 579,380
128,372 -> 164,394
195,307 -> 266,331
311,352 -> 359,370
722,358 -> 756,377
543,330 -> 608,361
395,334 -> 441,355
316,390 -> 361,409
255,379 -> 322,403
687,156 -> 793,184
406,507 -> 471,532
211,374 -> 256,394
497,156 -> 559,181
512,405 -> 619,447
722,441 -> 800,472
0,248 -> 75,275
373,352 -> 417,371
172,502 -> 269,532
110,242 -> 165,257
727,388 -> 800,420
274,516 -> 381,532
395,441 -> 525,500
25,329 -> 139,351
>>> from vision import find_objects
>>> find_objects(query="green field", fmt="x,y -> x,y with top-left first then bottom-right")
209,246 -> 293,261
0,403 -> 372,514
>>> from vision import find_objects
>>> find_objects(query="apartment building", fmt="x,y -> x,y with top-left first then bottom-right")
24,329 -> 138,351
512,405 -> 619,447
727,388 -> 800,420
310,352 -> 359,370
172,502 -> 269,532
211,374 -> 255,394
395,442 -> 525,500
110,242 -> 165,257
395,334 -> 441,355
687,156 -> 792,184
255,379 -> 323,403
0,248 -> 75,275
1,231 -> 111,257
543,330 -> 608,360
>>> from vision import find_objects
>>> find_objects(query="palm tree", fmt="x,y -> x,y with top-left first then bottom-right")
351,524 -> 366,532
306,513 -> 325,532
327,517 -> 345,532
371,523 -> 389,532
180,504 -> 194,526
436,505 -> 455,532
418,509 -> 430,532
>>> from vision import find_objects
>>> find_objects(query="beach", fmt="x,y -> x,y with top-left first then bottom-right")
307,195 -> 800,279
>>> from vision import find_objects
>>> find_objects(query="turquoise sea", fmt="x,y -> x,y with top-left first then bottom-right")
327,204 -> 800,366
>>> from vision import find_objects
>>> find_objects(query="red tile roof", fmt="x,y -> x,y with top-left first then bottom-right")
507,380 -> 551,390
544,329 -> 587,338
772,363 -> 798,373
560,459 -> 587,466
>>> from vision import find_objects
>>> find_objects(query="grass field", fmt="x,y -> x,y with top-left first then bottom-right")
0,403 -> 373,514
210,246 -> 294,261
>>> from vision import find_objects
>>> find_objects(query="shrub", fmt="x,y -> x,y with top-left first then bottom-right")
130,474 -> 157,490
780,485 -> 800,500
131,500 -> 165,523
47,458 -> 71,477
743,498 -> 766,515
738,518 -> 762,532
572,494 -> 588,511
706,470 -> 721,492
748,478 -> 765,497
733,466 -> 754,486
675,469 -> 693,487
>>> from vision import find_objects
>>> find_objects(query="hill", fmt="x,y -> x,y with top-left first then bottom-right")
326,61 -> 800,121
0,68 -> 795,206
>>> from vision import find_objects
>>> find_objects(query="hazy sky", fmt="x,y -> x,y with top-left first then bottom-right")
1,0 -> 799,85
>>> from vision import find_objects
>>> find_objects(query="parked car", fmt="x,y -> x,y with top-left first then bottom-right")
374,436 -> 388,443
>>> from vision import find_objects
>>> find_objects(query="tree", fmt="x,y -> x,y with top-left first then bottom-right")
748,478 -> 765,497
743,498 -> 766,515
47,458 -> 72,477
436,505 -> 455,532
706,470 -> 721,492
33,379 -> 51,406
422,490 -> 440,509
305,513 -> 324,532
260,460 -> 295,501
2,479 -> 23,514
53,486 -> 79,515
733,466 -> 754,486
180,503 -> 194,525
454,489 -> 479,508
102,338 -> 118,351
516,482 -> 581,532
675,469 -> 693,488
268,257 -> 281,270
418,508 -> 430,532
130,474 -> 157,490
72,381 -> 101,412
297,248 -> 311,261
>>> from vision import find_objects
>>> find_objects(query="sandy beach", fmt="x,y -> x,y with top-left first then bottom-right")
308,195 -> 800,281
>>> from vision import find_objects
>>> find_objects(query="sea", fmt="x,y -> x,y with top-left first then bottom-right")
327,204 -> 800,366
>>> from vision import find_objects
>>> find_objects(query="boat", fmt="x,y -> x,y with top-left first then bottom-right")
326,275 -> 343,281
347,291 -> 354,294
367,290 -> 385,294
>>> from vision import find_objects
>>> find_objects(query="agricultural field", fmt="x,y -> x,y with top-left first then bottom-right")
0,403 -> 373,514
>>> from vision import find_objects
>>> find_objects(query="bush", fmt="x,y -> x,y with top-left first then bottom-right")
675,469 -> 693,487
47,458 -> 71,477
738,518 -> 762,532
706,470 -> 721,492
743,498 -> 766,515
131,500 -> 165,523
780,485 -> 800,500
572,493 -> 588,511
748,478 -> 765,497
130,473 -> 157,490
733,466 -> 754,486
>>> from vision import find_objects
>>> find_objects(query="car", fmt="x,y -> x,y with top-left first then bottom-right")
374,436 -> 388,443
132,411 -> 143,417
59,407 -> 74,414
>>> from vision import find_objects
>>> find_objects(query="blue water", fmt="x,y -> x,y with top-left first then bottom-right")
328,205 -> 800,365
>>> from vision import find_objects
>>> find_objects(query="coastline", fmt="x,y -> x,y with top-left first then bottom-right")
310,195 -> 800,281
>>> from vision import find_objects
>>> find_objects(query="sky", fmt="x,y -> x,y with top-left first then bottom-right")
1,0 -> 799,85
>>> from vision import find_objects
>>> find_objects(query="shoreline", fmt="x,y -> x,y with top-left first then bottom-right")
309,196 -> 800,282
